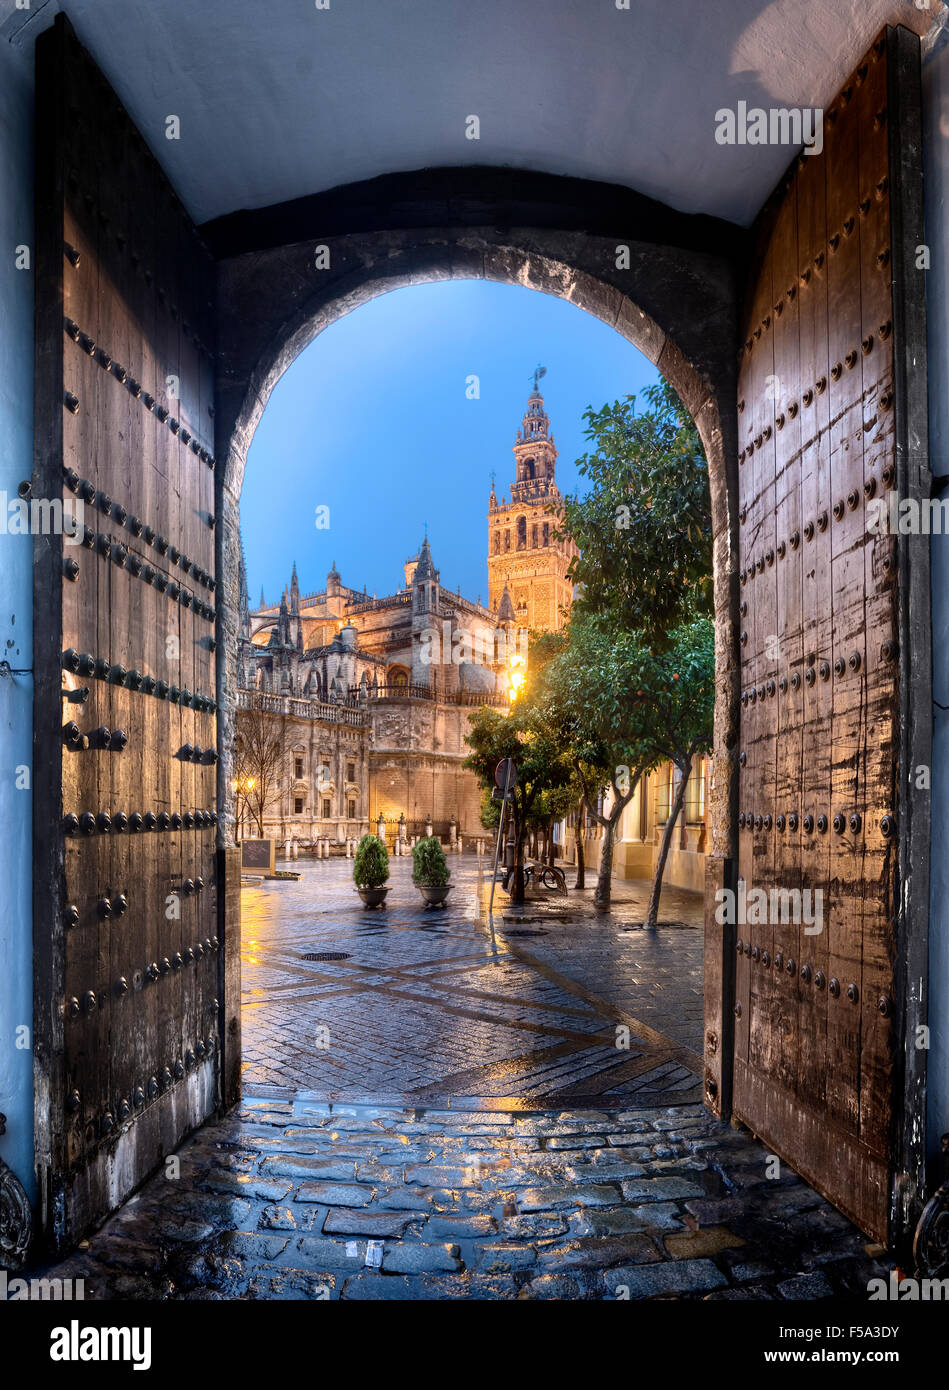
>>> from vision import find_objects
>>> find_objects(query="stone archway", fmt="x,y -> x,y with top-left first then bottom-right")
207,168 -> 744,887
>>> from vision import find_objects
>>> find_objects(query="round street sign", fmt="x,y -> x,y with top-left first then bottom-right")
495,758 -> 518,790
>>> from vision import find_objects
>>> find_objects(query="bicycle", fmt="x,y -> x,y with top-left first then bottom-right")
501,860 -> 568,896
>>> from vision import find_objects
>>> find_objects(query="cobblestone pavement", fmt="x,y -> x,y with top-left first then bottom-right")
241,857 -> 705,1107
38,1096 -> 893,1301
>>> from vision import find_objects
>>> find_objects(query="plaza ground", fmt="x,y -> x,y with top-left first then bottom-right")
30,859 -> 893,1299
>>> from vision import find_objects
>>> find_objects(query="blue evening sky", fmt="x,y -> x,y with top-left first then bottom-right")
241,279 -> 658,609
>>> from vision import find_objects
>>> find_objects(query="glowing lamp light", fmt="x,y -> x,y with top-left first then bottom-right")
507,651 -> 526,704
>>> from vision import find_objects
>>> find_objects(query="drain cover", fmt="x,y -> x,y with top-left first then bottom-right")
302,951 -> 351,961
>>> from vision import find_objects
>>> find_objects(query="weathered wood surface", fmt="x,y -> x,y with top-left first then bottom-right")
731,28 -> 930,1250
33,14 -> 221,1252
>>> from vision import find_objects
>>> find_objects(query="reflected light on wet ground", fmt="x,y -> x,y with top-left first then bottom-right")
239,856 -> 704,1109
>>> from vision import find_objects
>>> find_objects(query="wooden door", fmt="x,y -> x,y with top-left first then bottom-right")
726,26 -> 930,1249
33,15 -> 222,1251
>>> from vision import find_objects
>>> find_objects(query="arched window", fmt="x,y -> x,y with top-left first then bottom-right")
504,529 -> 511,551
531,523 -> 538,548
493,530 -> 500,554
523,458 -> 535,479
389,666 -> 408,692
516,516 -> 527,549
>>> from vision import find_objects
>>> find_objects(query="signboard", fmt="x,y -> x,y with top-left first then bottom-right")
241,838 -> 275,874
494,758 -> 518,791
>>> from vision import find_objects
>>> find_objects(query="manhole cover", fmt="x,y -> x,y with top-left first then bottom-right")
301,951 -> 352,961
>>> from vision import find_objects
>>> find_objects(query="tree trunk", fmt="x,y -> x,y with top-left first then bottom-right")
594,817 -> 617,908
574,797 -> 586,889
510,822 -> 527,904
546,817 -> 556,865
644,760 -> 691,929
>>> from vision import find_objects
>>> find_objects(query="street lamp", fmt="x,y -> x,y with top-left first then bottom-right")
507,649 -> 526,705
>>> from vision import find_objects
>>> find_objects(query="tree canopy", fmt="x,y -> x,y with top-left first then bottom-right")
558,379 -> 712,641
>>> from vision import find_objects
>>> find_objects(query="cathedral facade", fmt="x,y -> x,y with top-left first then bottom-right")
234,383 -> 573,849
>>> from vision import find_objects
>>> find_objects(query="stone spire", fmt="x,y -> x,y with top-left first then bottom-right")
497,581 -> 516,624
415,535 -> 437,581
290,561 -> 300,615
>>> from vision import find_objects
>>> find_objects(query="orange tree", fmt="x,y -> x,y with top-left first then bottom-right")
464,701 -> 571,905
558,380 -> 712,643
541,611 -> 714,912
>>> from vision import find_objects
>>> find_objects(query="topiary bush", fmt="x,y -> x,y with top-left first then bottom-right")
412,835 -> 450,886
354,833 -> 389,889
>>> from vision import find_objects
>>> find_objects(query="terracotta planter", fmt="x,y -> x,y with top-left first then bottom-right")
356,886 -> 389,908
417,882 -> 452,907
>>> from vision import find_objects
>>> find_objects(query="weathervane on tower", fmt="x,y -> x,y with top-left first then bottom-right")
530,364 -> 547,392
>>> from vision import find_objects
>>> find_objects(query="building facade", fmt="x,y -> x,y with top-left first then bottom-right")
237,383 -> 586,850
238,535 -> 513,848
559,758 -> 710,895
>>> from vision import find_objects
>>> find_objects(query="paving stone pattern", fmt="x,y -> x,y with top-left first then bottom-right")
38,1098 -> 893,1301
240,858 -> 705,1106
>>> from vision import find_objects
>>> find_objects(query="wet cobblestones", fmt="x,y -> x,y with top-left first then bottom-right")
241,858 -> 704,1105
36,1097 -> 894,1301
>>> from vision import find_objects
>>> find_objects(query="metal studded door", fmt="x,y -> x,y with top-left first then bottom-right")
33,16 -> 221,1250
727,26 -> 930,1249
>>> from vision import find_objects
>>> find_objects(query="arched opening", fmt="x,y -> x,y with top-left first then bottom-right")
212,175 -> 740,884
218,184 -> 738,1116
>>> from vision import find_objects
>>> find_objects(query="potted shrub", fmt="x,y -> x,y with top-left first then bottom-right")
353,833 -> 389,908
412,835 -> 452,907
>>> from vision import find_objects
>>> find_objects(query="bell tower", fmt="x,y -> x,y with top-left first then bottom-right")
487,369 -> 577,632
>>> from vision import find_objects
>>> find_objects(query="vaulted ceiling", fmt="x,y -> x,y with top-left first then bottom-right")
9,0 -> 937,227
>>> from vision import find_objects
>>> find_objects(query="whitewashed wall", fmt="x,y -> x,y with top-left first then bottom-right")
0,36 -> 35,1200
